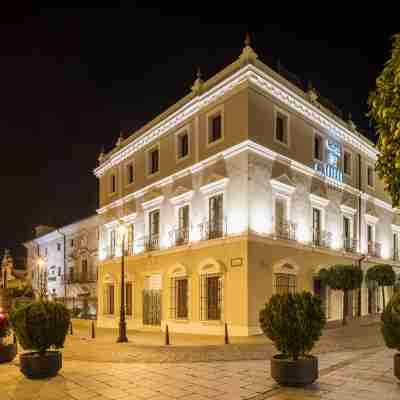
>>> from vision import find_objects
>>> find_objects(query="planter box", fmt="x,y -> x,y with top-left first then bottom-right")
20,351 -> 62,379
0,343 -> 17,363
271,354 -> 318,387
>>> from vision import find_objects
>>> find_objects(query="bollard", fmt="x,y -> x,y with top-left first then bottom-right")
70,321 -> 73,335
91,320 -> 95,339
165,324 -> 170,345
224,322 -> 229,345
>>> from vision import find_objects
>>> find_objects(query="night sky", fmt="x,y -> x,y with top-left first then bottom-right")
0,5 -> 397,260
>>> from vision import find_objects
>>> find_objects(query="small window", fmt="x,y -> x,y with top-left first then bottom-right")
126,163 -> 134,185
314,134 -> 323,161
70,239 -> 74,247
208,114 -> 222,144
275,112 -> 289,145
367,165 -> 374,188
344,151 -> 352,176
149,210 -> 160,238
274,273 -> 296,294
110,174 -> 117,193
57,243 -> 61,252
148,147 -> 159,175
177,131 -> 189,159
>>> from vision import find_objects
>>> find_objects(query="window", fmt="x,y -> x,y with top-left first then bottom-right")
126,282 -> 133,316
170,277 -> 188,319
45,247 -> 48,256
58,267 -> 61,277
149,210 -> 160,245
177,130 -> 189,160
57,243 -> 61,252
127,224 -> 134,255
314,134 -> 323,161
208,114 -> 222,144
36,246 -> 40,257
177,205 -> 190,243
70,239 -> 74,247
69,267 -> 74,282
393,232 -> 399,261
367,224 -> 374,243
274,273 -> 296,294
126,163 -> 134,185
367,165 -> 374,188
110,229 -> 116,257
148,147 -> 159,175
105,284 -> 115,315
200,274 -> 222,321
275,111 -> 289,145
312,208 -> 322,245
343,151 -> 352,176
110,174 -> 116,193
82,259 -> 88,280
343,216 -> 351,240
209,194 -> 224,239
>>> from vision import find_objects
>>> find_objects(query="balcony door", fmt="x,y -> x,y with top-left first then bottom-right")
312,208 -> 321,245
178,205 -> 189,243
149,210 -> 160,249
209,194 -> 223,239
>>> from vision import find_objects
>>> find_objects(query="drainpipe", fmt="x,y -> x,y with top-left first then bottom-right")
57,229 -> 67,301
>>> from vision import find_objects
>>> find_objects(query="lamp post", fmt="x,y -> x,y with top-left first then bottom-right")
117,224 -> 128,343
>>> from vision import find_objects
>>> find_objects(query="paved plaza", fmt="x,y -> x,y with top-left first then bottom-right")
0,319 -> 399,399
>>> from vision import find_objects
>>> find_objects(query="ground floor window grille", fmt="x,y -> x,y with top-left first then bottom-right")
274,273 -> 296,294
170,277 -> 188,319
200,274 -> 222,321
104,284 -> 115,315
126,282 -> 133,316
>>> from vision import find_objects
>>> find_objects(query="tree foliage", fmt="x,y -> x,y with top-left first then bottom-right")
381,292 -> 400,352
0,313 -> 11,339
259,291 -> 325,360
368,33 -> 400,207
366,265 -> 396,287
10,301 -> 70,353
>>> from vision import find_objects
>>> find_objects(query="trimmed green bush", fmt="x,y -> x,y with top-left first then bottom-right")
366,265 -> 396,308
10,301 -> 70,353
318,264 -> 363,325
259,291 -> 326,360
381,292 -> 400,352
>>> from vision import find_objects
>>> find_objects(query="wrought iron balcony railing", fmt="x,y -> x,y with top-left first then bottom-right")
134,234 -> 160,252
63,272 -> 97,284
275,221 -> 297,241
368,241 -> 382,258
312,229 -> 332,248
343,238 -> 358,253
169,228 -> 190,246
198,218 -> 227,241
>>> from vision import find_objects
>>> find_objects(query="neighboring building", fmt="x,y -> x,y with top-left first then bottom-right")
95,38 -> 400,336
0,249 -> 28,289
24,215 -> 100,316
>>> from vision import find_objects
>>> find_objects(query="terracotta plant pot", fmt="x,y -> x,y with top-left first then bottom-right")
20,351 -> 62,379
0,343 -> 17,363
271,354 -> 318,387
395,353 -> 400,380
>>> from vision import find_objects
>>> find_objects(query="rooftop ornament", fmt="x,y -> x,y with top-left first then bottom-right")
239,32 -> 258,66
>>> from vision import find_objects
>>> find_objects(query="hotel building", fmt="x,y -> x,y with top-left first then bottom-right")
95,38 -> 400,335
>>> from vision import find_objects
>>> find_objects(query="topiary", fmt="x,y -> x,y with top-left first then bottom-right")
366,265 -> 396,308
381,292 -> 400,352
10,301 -> 70,354
259,291 -> 326,360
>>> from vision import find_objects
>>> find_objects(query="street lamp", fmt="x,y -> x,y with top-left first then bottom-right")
36,257 -> 47,300
117,224 -> 128,343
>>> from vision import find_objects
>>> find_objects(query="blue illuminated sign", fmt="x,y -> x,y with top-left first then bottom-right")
314,139 -> 343,182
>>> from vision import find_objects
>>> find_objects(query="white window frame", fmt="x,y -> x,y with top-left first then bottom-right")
340,204 -> 357,245
175,125 -> 191,162
146,142 -> 160,178
206,105 -> 224,148
313,131 -> 324,162
125,160 -> 135,186
367,164 -> 375,189
343,149 -> 353,177
273,106 -> 290,148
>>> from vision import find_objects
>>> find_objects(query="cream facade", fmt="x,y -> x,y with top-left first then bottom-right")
24,215 -> 100,316
95,40 -> 400,336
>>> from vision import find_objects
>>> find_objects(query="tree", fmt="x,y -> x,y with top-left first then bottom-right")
366,264 -> 396,309
319,265 -> 363,326
368,33 -> 400,207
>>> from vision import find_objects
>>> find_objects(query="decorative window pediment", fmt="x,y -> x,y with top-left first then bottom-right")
142,191 -> 164,210
340,204 -> 357,216
271,174 -> 296,196
365,213 -> 379,225
169,186 -> 194,206
200,176 -> 229,196
309,193 -> 330,208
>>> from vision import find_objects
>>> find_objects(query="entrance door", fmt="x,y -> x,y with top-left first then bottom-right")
314,279 -> 329,318
207,276 -> 221,320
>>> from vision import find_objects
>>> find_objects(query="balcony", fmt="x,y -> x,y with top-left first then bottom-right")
368,241 -> 382,258
198,218 -> 227,241
313,229 -> 332,248
343,238 -> 358,253
275,221 -> 297,241
134,234 -> 160,252
63,272 -> 97,284
169,228 -> 189,246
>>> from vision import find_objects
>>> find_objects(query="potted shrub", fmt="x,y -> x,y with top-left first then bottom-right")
366,264 -> 396,309
10,301 -> 70,379
381,292 -> 400,380
260,291 -> 325,386
0,312 -> 17,363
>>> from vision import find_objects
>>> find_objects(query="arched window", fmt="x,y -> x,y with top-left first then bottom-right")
169,265 -> 189,320
273,260 -> 299,295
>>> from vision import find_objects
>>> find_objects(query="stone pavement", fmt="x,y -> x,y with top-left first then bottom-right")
0,347 -> 398,399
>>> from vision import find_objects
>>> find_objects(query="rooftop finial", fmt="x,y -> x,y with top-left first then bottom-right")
191,66 -> 204,94
116,131 -> 124,147
307,80 -> 318,102
98,146 -> 105,163
239,32 -> 258,66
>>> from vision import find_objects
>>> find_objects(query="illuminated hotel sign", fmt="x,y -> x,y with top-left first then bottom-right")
314,139 -> 343,182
